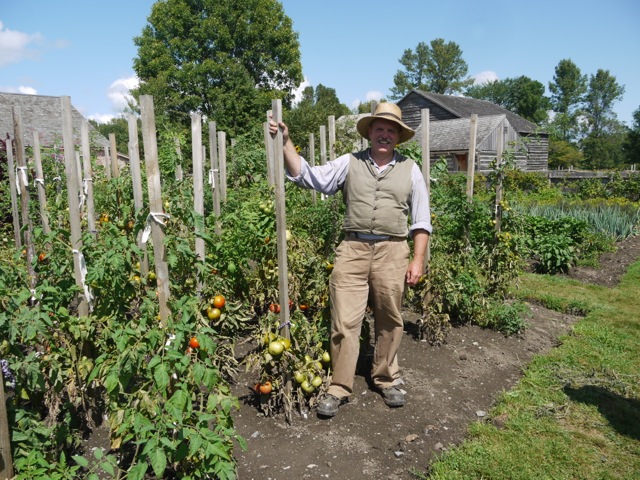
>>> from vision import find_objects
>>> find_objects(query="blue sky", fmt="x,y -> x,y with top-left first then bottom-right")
1,0 -> 638,126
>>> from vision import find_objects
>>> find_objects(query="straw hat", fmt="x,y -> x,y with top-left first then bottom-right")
356,102 -> 415,144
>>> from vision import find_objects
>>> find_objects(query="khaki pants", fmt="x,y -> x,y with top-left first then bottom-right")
327,237 -> 409,399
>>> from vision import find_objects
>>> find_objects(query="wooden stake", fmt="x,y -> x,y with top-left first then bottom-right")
208,121 -> 221,235
191,113 -> 205,293
80,121 -> 96,235
5,136 -> 22,248
32,132 -> 51,235
466,114 -> 478,201
61,97 -> 89,317
140,95 -> 170,324
271,99 -> 292,423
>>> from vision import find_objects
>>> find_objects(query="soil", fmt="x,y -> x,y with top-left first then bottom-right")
231,234 -> 640,480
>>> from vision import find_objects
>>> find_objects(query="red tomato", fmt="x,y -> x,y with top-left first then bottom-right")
212,295 -> 226,309
269,303 -> 281,314
189,337 -> 200,349
259,381 -> 272,395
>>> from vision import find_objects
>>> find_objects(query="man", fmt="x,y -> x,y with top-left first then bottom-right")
270,102 -> 431,417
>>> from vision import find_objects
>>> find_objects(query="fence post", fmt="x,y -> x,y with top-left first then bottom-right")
80,120 -> 96,235
5,136 -> 22,248
0,371 -> 14,480
208,121 -> 222,235
466,114 -> 478,202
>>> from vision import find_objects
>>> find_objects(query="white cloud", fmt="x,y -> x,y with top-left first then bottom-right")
107,75 -> 139,111
0,85 -> 37,95
0,20 -> 44,66
292,76 -> 310,105
473,70 -> 499,85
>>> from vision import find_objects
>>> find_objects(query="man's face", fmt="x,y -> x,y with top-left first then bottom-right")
368,118 -> 400,155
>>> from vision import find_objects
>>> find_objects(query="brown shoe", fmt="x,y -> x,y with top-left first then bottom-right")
381,386 -> 405,407
317,394 -> 345,417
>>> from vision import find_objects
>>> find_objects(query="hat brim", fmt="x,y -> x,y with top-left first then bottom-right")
356,115 -> 415,144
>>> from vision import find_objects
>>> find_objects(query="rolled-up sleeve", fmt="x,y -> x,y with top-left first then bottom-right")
409,163 -> 432,235
286,154 -> 350,196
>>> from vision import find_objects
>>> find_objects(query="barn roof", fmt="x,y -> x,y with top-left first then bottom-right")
0,92 -> 109,148
409,90 -> 539,134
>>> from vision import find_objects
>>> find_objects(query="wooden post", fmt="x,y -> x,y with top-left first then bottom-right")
328,115 -> 336,161
5,136 -> 22,248
0,371 -> 14,480
208,121 -> 221,235
494,120 -> 505,236
140,95 -> 170,325
420,108 -> 431,265
466,114 -> 478,202
61,97 -> 89,317
32,132 -> 51,235
271,99 -> 292,423
218,131 -> 227,202
13,107 -> 37,294
174,136 -> 183,181
319,125 -> 327,166
191,113 -> 205,293
128,114 -> 149,275
80,121 -> 96,235
103,145 -> 111,180
264,112 -> 275,186
308,133 -> 316,205
109,133 -> 119,179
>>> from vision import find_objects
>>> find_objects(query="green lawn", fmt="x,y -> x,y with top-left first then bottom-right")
419,261 -> 640,480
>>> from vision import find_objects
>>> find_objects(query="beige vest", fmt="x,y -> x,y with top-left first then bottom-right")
342,150 -> 414,237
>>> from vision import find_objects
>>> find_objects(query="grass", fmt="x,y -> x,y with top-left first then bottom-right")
418,261 -> 640,479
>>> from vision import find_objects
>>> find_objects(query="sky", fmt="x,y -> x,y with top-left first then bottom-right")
1,0 -> 639,126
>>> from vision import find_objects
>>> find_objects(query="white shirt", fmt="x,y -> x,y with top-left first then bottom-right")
287,150 -> 432,235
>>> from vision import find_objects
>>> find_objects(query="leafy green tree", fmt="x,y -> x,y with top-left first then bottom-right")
390,38 -> 473,99
580,69 -> 625,169
582,119 -> 628,169
623,106 -> 640,166
548,59 -> 587,142
584,69 -> 625,135
132,0 -> 302,138
547,138 -> 584,169
91,117 -> 130,155
283,84 -> 350,151
465,76 -> 549,124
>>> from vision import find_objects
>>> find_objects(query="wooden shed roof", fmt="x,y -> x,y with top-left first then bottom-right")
408,90 -> 539,134
0,92 -> 109,148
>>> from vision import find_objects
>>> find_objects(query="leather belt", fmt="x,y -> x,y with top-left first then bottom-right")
346,231 -> 397,242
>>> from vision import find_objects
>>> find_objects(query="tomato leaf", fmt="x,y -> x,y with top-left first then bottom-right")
149,447 -> 167,478
154,363 -> 170,390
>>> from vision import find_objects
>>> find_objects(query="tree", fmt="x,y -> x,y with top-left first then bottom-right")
623,106 -> 640,166
548,59 -> 587,142
390,38 -> 473,99
91,117 -> 130,155
465,76 -> 549,124
132,0 -> 302,138
283,84 -> 350,151
584,69 -> 625,135
581,120 -> 628,170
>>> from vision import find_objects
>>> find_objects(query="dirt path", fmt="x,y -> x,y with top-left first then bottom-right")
231,235 -> 640,480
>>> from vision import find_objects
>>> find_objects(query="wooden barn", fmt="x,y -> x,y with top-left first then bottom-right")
0,92 -> 110,150
398,90 -> 549,173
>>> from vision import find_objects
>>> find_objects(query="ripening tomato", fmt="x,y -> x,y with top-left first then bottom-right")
259,381 -> 272,395
38,252 -> 46,262
212,295 -> 226,309
189,337 -> 200,349
269,303 -> 281,314
207,307 -> 221,320
299,304 -> 308,311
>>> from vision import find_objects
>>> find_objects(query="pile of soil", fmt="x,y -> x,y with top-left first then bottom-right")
231,234 -> 640,480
